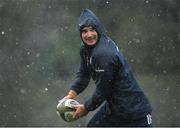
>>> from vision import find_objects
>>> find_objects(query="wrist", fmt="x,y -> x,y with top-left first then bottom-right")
83,104 -> 88,114
84,102 -> 90,112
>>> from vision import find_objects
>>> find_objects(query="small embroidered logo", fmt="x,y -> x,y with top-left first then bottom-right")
95,69 -> 104,72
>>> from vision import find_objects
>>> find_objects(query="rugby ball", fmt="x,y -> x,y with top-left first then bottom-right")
56,98 -> 79,122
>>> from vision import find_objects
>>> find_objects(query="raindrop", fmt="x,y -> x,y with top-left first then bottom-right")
106,1 -> 110,4
60,27 -> 64,32
15,80 -> 18,84
36,53 -> 40,58
130,59 -> 134,62
1,31 -> 5,35
129,17 -> 135,22
128,40 -> 132,45
163,70 -> 167,74
27,52 -> 31,55
156,60 -> 160,65
29,106 -> 33,110
172,99 -> 177,102
20,89 -> 26,94
65,26 -> 68,29
45,88 -> 48,91
9,28 -> 12,32
165,87 -> 169,91
65,7 -> 69,10
145,0 -> 149,4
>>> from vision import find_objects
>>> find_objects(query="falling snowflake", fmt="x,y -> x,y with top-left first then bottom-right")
130,59 -> 134,62
41,66 -> 45,70
145,0 -> 149,4
106,1 -> 110,4
27,52 -> 31,55
14,115 -> 17,118
45,88 -> 48,91
36,53 -> 40,58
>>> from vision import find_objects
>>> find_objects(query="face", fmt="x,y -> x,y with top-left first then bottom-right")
81,26 -> 98,46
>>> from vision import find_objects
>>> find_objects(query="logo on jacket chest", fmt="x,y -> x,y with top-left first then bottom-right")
86,56 -> 104,73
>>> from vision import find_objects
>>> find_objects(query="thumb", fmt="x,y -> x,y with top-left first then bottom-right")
73,108 -> 79,119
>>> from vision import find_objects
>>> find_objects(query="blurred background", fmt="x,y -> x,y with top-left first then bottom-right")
0,0 -> 180,126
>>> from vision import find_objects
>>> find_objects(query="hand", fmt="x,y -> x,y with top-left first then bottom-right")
63,90 -> 77,99
63,95 -> 73,99
58,95 -> 74,105
58,96 -> 71,103
73,104 -> 88,119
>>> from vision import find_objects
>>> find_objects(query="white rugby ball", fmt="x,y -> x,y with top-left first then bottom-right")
56,99 -> 79,122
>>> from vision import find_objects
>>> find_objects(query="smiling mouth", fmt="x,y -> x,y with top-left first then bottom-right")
86,39 -> 96,43
86,38 -> 95,41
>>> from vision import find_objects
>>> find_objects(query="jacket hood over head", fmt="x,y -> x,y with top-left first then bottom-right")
78,9 -> 104,40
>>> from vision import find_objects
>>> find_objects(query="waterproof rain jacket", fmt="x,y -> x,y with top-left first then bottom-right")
70,9 -> 152,120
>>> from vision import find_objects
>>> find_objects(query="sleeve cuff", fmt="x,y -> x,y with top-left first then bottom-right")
70,86 -> 80,95
84,100 -> 96,112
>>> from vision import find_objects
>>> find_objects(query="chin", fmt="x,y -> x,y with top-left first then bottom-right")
87,43 -> 95,46
86,41 -> 97,46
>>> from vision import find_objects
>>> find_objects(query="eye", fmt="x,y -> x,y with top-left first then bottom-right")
89,28 -> 95,32
90,29 -> 95,32
81,30 -> 87,34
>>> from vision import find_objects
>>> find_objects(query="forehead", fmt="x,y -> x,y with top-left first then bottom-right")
82,26 -> 94,31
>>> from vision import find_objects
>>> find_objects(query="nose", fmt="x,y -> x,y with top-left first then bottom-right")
86,31 -> 92,37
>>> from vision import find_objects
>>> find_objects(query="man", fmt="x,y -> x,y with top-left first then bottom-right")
63,9 -> 153,127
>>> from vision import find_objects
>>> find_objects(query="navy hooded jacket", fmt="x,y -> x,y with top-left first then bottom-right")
70,9 -> 152,119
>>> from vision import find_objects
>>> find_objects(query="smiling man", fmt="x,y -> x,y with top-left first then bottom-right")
81,26 -> 98,46
61,9 -> 153,127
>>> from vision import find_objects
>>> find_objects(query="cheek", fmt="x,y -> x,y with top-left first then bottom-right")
94,34 -> 98,40
81,34 -> 85,40
81,36 -> 85,41
93,32 -> 98,38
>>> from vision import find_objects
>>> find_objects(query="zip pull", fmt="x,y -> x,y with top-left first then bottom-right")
86,56 -> 89,67
90,57 -> 92,65
86,55 -> 92,67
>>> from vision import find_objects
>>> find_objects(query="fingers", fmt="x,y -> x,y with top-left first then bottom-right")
72,104 -> 87,119
73,109 -> 79,119
63,95 -> 72,99
72,105 -> 81,119
72,104 -> 80,109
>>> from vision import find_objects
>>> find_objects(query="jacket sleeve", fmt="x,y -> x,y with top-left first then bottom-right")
70,48 -> 91,95
84,52 -> 118,111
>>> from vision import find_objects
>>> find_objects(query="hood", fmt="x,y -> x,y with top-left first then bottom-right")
78,9 -> 103,36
